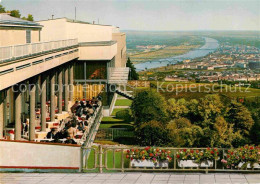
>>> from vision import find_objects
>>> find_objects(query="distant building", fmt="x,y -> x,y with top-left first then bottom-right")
248,61 -> 260,69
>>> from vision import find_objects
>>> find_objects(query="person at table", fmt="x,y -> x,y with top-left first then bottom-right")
46,128 -> 56,139
77,122 -> 84,132
86,101 -> 92,108
67,122 -> 77,139
64,136 -> 77,144
87,106 -> 94,116
70,101 -> 79,114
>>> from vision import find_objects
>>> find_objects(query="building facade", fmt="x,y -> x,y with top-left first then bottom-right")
0,15 -> 128,142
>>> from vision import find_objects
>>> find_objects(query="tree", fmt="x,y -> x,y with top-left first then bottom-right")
131,89 -> 168,127
10,10 -> 21,18
168,98 -> 189,119
27,14 -> 34,21
126,57 -> 139,80
136,120 -> 167,146
197,94 -> 224,128
167,118 -> 203,147
0,5 -> 6,13
226,101 -> 254,137
212,116 -> 237,147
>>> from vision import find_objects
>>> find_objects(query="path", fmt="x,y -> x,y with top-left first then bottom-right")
0,173 -> 259,184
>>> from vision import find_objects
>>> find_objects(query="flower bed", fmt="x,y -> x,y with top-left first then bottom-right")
221,145 -> 260,169
126,146 -> 172,167
176,148 -> 219,168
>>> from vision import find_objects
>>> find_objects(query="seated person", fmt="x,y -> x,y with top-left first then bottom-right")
87,106 -> 94,116
83,107 -> 88,115
54,129 -> 68,139
65,136 -> 77,144
67,122 -> 77,139
46,128 -> 56,139
77,122 -> 84,132
70,101 -> 78,113
86,101 -> 92,108
91,97 -> 98,104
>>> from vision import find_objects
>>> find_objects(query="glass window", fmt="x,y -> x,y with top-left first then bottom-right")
26,30 -> 31,43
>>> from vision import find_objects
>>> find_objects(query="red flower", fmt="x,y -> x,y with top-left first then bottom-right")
145,146 -> 150,151
130,157 -> 133,161
211,151 -> 214,154
149,153 -> 154,157
156,148 -> 159,152
231,152 -> 234,155
191,150 -> 194,153
135,149 -> 139,152
217,152 -> 219,155
127,150 -> 130,153
250,146 -> 254,150
207,147 -> 210,150
126,155 -> 129,158
196,150 -> 199,153
183,149 -> 187,152
227,155 -> 230,158
177,154 -> 180,159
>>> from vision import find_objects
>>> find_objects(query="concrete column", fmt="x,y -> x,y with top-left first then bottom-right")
58,69 -> 63,114
69,64 -> 74,101
14,85 -> 22,140
29,78 -> 36,141
35,76 -> 41,107
0,90 -> 5,139
83,84 -> 87,100
41,74 -> 47,132
64,66 -> 69,111
3,90 -> 7,128
9,89 -> 14,123
50,71 -> 55,122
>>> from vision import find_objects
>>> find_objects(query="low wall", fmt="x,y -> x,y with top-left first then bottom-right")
128,80 -> 150,88
0,140 -> 81,171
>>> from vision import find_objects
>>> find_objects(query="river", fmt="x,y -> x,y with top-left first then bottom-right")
134,37 -> 219,71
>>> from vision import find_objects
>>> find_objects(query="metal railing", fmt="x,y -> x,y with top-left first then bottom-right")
80,105 -> 103,146
0,39 -> 78,63
81,146 -> 260,173
96,128 -> 134,140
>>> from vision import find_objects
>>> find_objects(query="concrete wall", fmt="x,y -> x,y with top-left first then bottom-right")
112,33 -> 127,67
79,44 -> 117,60
0,28 -> 40,46
0,141 -> 81,169
0,48 -> 78,91
38,18 -> 115,42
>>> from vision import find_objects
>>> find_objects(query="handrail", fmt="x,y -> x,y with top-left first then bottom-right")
0,38 -> 78,63
79,105 -> 103,146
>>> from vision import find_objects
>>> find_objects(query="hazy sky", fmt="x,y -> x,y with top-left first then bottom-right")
1,0 -> 259,31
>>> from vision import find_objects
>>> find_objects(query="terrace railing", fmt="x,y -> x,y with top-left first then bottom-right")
81,146 -> 260,173
0,39 -> 78,63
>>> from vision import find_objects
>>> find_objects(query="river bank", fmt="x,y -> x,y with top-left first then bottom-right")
134,37 -> 219,71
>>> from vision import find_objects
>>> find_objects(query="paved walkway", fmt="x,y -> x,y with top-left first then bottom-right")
0,173 -> 260,184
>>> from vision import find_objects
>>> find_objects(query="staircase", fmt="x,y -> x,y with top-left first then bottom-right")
115,88 -> 134,100
108,67 -> 129,84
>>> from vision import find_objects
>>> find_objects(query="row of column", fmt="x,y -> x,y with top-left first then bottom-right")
0,63 -> 74,141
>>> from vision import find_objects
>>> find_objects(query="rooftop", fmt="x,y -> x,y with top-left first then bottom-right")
38,17 -> 119,28
0,13 -> 42,28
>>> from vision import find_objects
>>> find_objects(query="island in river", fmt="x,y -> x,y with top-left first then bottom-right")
134,37 -> 219,71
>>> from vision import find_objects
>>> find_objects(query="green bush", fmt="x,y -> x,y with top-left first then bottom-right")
116,109 -> 132,122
